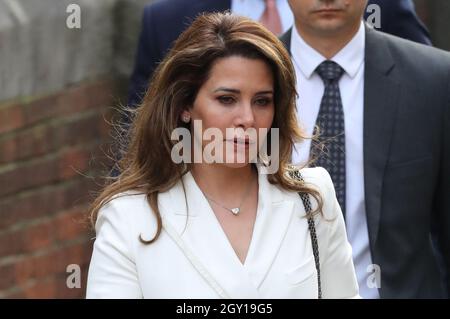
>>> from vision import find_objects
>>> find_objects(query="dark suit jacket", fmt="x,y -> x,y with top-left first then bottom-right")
364,0 -> 431,46
128,0 -> 431,107
280,27 -> 450,298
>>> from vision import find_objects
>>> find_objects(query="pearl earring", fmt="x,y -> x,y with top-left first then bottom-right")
182,114 -> 191,123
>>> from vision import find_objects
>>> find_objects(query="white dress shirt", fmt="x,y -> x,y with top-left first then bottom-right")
87,166 -> 359,298
291,21 -> 379,299
231,0 -> 294,32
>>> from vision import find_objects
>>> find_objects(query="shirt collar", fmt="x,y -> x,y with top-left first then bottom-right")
291,21 -> 365,79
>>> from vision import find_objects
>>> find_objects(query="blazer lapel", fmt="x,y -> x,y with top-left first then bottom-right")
243,167 -> 296,289
158,171 -> 261,299
363,27 -> 400,248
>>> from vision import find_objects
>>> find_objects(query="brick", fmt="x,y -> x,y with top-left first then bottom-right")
22,221 -> 54,253
0,144 -> 104,197
0,264 -> 15,291
54,207 -> 92,242
9,240 -> 93,290
0,177 -> 99,230
0,211 -> 89,259
22,94 -> 60,127
3,291 -> 26,299
21,79 -> 119,128
0,221 -> 53,258
0,111 -> 113,165
12,258 -> 39,288
0,156 -> 59,197
82,80 -> 121,109
58,148 -> 90,180
0,78 -> 120,136
22,277 -> 58,299
59,81 -> 107,114
0,231 -> 22,258
55,112 -> 112,148
0,103 -> 24,134
0,125 -> 51,164
0,136 -> 17,163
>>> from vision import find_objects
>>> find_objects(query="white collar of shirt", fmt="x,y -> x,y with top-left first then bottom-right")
291,21 -> 366,80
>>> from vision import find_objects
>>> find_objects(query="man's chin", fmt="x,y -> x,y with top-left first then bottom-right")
312,20 -> 349,37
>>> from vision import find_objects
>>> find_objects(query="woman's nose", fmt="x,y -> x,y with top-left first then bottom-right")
235,102 -> 255,128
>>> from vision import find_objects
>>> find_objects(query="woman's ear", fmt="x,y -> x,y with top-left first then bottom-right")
180,110 -> 191,123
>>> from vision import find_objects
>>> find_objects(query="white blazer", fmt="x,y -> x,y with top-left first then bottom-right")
86,166 -> 359,299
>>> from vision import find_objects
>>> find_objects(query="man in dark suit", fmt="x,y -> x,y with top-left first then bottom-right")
282,0 -> 449,298
128,0 -> 431,108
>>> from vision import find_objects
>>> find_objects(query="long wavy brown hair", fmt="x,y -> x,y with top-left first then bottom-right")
89,12 -> 323,243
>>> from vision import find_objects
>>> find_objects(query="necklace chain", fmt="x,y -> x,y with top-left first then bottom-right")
202,174 -> 255,215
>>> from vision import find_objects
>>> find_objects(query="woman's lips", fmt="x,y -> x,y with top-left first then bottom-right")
231,138 -> 254,144
225,138 -> 256,148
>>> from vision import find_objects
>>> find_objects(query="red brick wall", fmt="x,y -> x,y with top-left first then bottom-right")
0,78 -> 125,298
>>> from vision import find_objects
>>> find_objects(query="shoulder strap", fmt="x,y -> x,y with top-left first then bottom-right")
292,170 -> 322,299
162,218 -> 231,299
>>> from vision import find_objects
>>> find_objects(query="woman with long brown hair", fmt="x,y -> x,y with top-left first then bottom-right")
86,12 -> 358,299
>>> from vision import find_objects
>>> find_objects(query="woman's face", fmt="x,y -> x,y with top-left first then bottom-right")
185,55 -> 275,168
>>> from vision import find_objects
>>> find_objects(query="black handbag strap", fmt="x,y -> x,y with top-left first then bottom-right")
292,170 -> 322,299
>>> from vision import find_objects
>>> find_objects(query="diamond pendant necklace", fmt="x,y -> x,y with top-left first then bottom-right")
202,173 -> 255,216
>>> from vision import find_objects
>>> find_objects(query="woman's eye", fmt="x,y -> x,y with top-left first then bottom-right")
218,96 -> 235,105
255,98 -> 272,106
